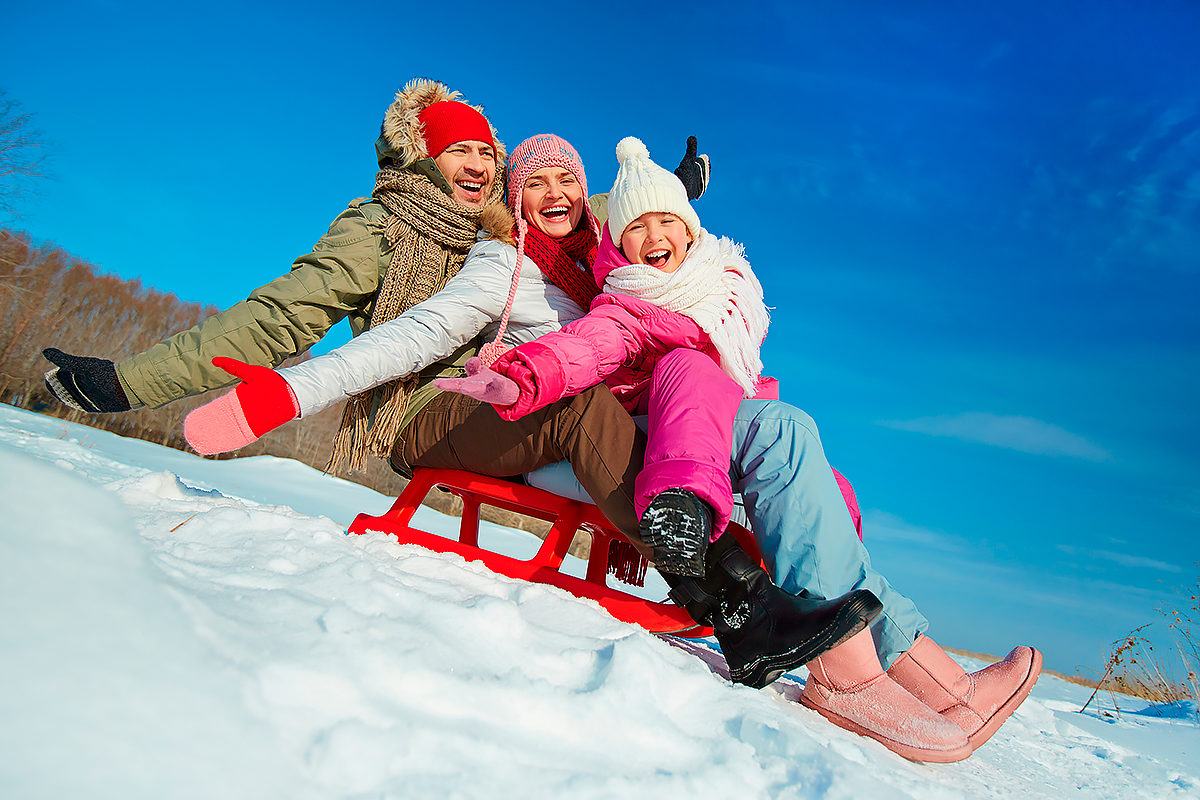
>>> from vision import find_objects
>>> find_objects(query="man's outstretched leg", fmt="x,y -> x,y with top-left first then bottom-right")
729,399 -> 928,667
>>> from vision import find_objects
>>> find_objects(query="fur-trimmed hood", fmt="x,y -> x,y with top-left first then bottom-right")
479,202 -> 517,246
374,78 -> 507,169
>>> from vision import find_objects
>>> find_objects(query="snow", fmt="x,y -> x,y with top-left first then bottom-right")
1,404 -> 1196,799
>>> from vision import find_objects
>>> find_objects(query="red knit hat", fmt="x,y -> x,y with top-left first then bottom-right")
418,100 -> 495,157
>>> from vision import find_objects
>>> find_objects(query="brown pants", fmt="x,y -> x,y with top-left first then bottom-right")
391,386 -> 647,541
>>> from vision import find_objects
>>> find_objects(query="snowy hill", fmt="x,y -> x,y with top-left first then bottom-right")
1,404 -> 1196,799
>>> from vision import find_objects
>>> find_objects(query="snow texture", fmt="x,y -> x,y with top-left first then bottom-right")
1,404 -> 1196,799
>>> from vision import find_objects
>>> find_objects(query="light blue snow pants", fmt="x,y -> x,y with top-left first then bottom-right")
729,399 -> 927,667
525,399 -> 928,667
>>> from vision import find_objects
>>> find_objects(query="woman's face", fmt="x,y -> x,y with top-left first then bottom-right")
521,167 -> 585,238
619,212 -> 693,273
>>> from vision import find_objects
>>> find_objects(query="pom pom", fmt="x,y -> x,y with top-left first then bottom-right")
615,136 -> 649,164
477,340 -> 510,367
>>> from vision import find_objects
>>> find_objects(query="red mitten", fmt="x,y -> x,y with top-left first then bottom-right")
183,357 -> 300,454
434,356 -> 521,407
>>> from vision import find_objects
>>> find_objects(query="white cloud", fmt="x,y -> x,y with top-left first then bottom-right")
1057,544 -> 1182,574
880,412 -> 1112,462
861,511 -> 972,554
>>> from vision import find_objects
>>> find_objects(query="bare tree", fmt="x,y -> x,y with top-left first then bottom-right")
0,89 -> 47,218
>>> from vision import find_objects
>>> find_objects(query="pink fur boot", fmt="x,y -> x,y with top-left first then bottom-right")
886,635 -> 1042,751
799,628 -> 972,762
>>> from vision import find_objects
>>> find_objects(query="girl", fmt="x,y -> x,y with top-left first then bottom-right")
437,138 -> 1039,763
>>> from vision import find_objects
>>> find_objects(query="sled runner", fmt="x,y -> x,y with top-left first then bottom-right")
348,467 -> 763,637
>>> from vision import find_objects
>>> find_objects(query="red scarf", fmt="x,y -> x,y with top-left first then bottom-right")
521,223 -> 600,312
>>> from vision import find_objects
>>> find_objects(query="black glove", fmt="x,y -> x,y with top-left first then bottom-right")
42,348 -> 132,412
674,135 -> 711,200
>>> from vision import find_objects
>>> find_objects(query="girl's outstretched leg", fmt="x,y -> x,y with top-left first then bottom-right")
638,348 -> 741,535
638,349 -> 742,575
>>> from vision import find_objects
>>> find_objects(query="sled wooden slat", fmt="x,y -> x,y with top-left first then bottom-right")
348,468 -> 759,637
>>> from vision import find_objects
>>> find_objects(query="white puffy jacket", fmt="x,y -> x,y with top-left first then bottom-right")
278,237 -> 587,417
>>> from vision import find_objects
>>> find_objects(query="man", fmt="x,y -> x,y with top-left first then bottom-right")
45,79 -> 503,421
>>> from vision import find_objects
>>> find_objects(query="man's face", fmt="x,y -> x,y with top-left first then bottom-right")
433,140 -> 497,207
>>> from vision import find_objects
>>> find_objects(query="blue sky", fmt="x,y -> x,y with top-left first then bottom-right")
4,0 -> 1198,673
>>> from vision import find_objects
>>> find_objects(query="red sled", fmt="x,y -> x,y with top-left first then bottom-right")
347,467 -> 764,638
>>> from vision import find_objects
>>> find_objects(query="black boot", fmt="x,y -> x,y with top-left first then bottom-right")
665,534 -> 883,689
639,489 -> 711,577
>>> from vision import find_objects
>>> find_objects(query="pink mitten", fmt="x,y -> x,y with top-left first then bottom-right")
183,357 -> 300,454
434,356 -> 520,406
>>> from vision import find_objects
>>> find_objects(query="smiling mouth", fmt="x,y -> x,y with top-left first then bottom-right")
540,205 -> 570,222
458,180 -> 484,196
645,249 -> 671,268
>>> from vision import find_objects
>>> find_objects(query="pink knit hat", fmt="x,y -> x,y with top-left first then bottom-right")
506,134 -> 597,234
478,134 -> 599,365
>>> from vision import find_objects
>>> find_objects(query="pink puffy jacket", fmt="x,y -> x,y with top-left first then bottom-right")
491,292 -> 777,419
490,286 -> 776,540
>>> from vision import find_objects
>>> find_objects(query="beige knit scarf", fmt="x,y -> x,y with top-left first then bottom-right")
326,164 -> 502,473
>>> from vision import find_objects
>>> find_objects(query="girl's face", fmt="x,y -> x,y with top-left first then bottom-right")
619,212 -> 693,273
521,167 -> 585,238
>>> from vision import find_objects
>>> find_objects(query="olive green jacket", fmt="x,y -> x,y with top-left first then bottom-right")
115,198 -> 474,419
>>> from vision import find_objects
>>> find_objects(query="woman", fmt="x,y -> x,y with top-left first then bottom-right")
185,134 -> 1040,762
440,136 -> 777,580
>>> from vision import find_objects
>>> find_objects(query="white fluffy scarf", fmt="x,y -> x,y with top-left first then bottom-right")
602,228 -> 769,397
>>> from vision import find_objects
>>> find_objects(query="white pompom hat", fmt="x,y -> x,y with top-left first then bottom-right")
606,136 -> 703,248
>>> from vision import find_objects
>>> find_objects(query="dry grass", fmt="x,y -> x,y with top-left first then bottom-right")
1075,575 -> 1200,723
